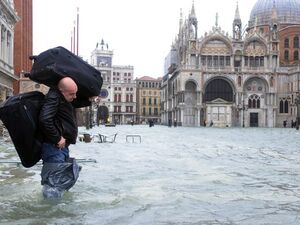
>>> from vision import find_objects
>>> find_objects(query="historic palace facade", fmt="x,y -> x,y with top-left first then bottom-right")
136,76 -> 162,124
0,0 -> 18,102
161,0 -> 300,128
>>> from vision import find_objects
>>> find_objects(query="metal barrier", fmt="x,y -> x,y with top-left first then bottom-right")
97,133 -> 117,143
126,135 -> 141,143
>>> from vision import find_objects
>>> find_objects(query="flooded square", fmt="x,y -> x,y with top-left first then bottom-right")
0,125 -> 300,225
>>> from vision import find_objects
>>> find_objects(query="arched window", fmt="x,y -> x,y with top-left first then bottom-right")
226,56 -> 231,66
205,79 -> 233,102
130,94 -> 133,102
294,36 -> 299,48
284,50 -> 289,61
284,38 -> 289,48
280,100 -> 284,113
279,99 -> 289,113
207,56 -> 212,67
248,94 -> 261,109
244,56 -> 248,66
270,76 -> 274,87
284,99 -> 289,113
260,56 -> 264,66
248,98 -> 252,108
250,56 -> 255,67
238,76 -> 241,87
255,57 -> 259,67
294,50 -> 299,60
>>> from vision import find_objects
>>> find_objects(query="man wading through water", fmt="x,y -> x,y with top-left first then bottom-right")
39,77 -> 80,198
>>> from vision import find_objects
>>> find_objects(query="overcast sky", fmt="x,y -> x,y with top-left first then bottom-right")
32,0 -> 257,78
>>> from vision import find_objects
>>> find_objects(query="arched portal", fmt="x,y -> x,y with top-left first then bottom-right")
97,105 -> 109,125
243,77 -> 268,127
205,79 -> 234,102
184,80 -> 197,126
204,78 -> 235,127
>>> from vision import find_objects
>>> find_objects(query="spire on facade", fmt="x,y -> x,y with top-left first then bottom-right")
234,1 -> 241,22
271,0 -> 278,21
233,1 -> 242,40
179,8 -> 183,32
215,12 -> 219,27
96,38 -> 109,50
100,39 -> 105,50
190,0 -> 196,19
188,1 -> 198,39
270,0 -> 278,40
254,16 -> 258,31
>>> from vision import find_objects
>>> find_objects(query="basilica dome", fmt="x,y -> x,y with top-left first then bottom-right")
249,0 -> 300,27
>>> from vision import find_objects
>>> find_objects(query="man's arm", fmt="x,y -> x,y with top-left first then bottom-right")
39,90 -> 61,145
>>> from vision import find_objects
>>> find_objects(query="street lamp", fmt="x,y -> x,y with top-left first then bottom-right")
242,100 -> 248,128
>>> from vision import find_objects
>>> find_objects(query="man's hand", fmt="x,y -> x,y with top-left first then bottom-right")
57,136 -> 66,149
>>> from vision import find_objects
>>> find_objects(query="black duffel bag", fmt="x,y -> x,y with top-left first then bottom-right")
0,91 -> 45,167
26,46 -> 103,107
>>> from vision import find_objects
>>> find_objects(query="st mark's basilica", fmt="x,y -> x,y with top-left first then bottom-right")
161,0 -> 300,128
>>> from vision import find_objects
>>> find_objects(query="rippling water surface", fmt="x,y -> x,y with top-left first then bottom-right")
1,125 -> 300,225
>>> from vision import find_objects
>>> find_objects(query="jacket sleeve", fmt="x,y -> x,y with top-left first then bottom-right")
71,97 -> 91,108
39,91 -> 61,145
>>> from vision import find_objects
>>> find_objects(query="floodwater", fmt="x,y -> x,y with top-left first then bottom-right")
1,125 -> 300,225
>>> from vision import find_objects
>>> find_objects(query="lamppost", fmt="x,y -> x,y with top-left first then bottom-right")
242,100 -> 248,127
295,92 -> 300,130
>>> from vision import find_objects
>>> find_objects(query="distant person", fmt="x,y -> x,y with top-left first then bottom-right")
209,120 -> 214,127
174,119 -> 177,127
168,119 -> 172,127
149,119 -> 154,127
283,120 -> 287,128
291,120 -> 295,128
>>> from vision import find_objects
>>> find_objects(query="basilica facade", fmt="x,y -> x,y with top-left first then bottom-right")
161,0 -> 300,128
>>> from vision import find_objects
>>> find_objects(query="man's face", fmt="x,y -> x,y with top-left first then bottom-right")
61,86 -> 77,102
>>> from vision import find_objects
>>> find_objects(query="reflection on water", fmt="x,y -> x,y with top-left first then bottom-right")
1,126 -> 300,225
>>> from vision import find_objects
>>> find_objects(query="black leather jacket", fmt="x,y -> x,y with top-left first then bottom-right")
39,88 -> 77,145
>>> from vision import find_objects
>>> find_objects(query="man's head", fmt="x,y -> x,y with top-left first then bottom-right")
58,77 -> 78,102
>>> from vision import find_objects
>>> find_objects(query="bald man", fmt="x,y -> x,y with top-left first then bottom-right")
39,77 -> 78,163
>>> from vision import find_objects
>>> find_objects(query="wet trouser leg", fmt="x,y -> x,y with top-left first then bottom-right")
41,143 -> 69,163
41,143 -> 77,198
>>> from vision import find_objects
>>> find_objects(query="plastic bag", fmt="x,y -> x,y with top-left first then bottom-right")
41,158 -> 80,199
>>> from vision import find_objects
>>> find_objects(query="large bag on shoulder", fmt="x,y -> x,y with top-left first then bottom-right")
26,46 -> 103,107
0,91 -> 44,168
